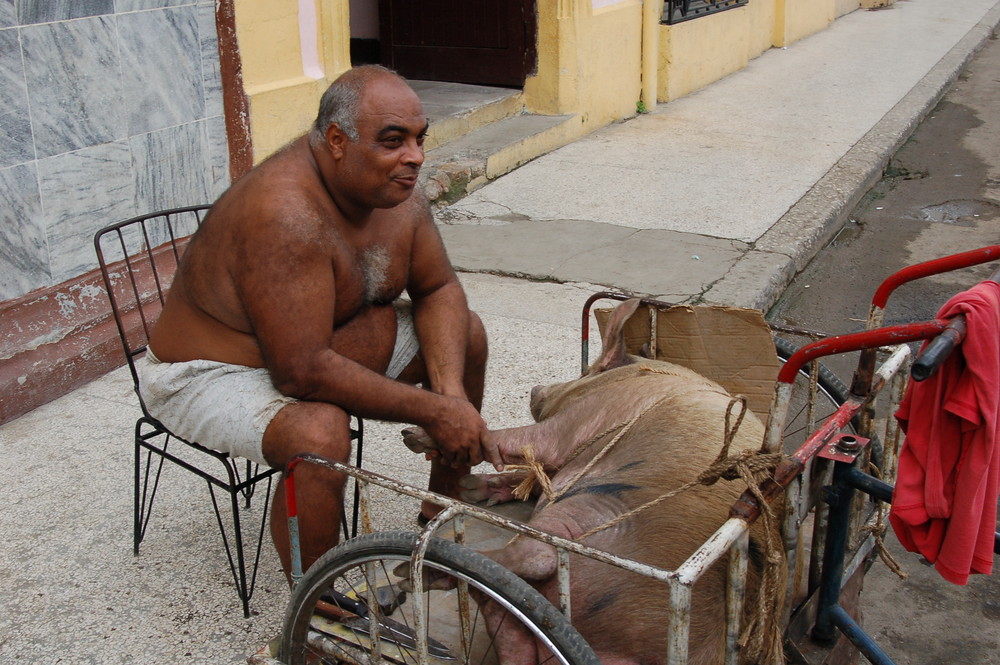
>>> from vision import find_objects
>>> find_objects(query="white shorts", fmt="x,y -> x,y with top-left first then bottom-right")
137,303 -> 418,465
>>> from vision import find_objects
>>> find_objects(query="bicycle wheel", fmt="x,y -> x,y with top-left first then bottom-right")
280,530 -> 601,665
773,336 -> 855,453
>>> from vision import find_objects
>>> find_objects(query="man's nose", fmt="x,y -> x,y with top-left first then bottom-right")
403,138 -> 424,168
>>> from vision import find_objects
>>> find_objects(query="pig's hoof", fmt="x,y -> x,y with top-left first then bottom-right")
402,426 -> 436,454
459,472 -> 528,505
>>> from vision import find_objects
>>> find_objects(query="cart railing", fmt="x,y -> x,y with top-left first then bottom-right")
283,245 -> 1000,665
283,322 -> 915,665
286,453 -> 761,665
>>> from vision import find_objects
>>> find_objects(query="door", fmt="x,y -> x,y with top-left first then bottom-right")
379,0 -> 536,87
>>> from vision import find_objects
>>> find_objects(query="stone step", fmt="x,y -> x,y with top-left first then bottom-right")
421,112 -> 581,207
412,81 -> 524,150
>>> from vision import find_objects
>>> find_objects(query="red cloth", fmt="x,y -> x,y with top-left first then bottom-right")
889,280 -> 1000,585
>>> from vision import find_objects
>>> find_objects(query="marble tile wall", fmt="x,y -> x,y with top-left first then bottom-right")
0,0 -> 229,301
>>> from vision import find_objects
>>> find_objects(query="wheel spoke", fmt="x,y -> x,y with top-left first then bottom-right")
280,531 -> 602,665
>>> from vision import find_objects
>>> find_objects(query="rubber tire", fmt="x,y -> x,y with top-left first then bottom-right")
773,336 -> 882,463
280,530 -> 602,665
773,336 -> 851,404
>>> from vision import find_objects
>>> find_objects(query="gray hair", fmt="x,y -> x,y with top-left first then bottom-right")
311,65 -> 398,146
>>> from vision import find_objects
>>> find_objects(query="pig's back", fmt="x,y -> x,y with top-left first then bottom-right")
548,366 -> 769,664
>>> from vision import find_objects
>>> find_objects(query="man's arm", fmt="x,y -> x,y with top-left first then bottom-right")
404,202 -> 498,467
235,205 -> 491,467
406,230 -> 471,399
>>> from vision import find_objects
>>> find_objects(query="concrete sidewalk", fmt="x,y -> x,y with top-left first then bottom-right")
2,1 -> 999,663
441,0 -> 1000,311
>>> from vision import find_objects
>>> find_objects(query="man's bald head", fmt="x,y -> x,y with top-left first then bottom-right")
311,65 -> 407,145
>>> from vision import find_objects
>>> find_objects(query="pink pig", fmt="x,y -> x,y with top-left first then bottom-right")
404,298 -> 783,665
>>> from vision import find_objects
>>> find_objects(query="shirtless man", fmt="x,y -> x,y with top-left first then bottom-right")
140,65 -> 499,575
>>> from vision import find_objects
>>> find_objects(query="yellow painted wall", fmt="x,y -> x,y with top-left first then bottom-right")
835,0 -> 861,17
523,0 -> 577,116
656,0 -> 781,103
235,0 -> 351,162
775,0 -> 835,47
577,1 -> 644,124
746,0 -> 779,58
525,0 -> 643,128
658,5 -> 752,102
230,0 -> 857,158
656,0 -> 840,103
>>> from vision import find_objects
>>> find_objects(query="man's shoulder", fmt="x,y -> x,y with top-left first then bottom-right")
243,143 -> 320,198
216,157 -> 331,230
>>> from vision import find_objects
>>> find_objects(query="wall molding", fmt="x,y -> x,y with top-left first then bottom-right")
1,269 -> 129,424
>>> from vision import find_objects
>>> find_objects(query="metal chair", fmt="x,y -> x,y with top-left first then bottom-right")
93,205 -> 364,617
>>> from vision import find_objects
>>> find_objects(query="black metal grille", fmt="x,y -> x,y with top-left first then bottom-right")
662,0 -> 749,25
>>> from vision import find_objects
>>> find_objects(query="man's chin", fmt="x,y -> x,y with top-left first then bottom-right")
376,182 -> 419,207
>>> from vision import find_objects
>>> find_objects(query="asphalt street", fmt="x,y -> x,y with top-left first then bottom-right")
770,30 -> 1000,665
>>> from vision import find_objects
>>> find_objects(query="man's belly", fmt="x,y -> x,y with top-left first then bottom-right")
149,298 -> 265,368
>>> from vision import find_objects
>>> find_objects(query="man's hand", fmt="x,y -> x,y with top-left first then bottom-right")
426,397 -> 490,468
410,398 -> 503,471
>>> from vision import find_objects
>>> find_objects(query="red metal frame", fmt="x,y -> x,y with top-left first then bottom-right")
871,245 -> 1000,310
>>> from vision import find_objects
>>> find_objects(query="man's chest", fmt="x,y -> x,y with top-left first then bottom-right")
334,231 -> 411,314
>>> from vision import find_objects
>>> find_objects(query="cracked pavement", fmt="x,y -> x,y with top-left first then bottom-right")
436,1 -> 1000,311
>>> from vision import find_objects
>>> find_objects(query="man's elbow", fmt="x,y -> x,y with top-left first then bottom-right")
270,366 -> 323,401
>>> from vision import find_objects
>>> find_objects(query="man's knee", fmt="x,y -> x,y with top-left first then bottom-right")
262,401 -> 354,469
329,303 -> 397,373
467,310 -> 488,367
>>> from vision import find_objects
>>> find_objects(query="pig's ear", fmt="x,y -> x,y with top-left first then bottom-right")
589,298 -> 642,374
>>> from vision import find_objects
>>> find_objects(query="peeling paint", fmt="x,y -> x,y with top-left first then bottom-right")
77,284 -> 105,303
55,292 -> 78,319
5,329 -> 70,359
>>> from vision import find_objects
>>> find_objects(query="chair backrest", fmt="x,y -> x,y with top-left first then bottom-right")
94,205 -> 211,411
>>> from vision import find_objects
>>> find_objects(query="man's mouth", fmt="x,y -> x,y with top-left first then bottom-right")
393,173 -> 419,187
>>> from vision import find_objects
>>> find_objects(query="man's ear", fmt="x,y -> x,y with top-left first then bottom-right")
325,123 -> 349,159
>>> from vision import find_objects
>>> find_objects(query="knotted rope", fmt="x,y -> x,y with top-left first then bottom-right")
860,461 -> 908,580
507,446 -> 556,502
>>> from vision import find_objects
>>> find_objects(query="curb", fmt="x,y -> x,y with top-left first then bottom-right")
704,1 -> 1000,312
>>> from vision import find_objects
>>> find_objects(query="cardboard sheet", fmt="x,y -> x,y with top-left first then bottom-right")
595,303 -> 780,424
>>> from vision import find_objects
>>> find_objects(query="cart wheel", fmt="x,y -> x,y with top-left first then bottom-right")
773,336 -> 879,456
280,531 -> 601,665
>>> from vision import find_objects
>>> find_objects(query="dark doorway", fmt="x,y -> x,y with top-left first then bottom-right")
379,0 -> 537,87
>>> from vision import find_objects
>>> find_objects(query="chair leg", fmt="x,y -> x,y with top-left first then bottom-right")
134,433 -> 142,556
207,464 -> 274,618
350,419 -> 364,539
134,424 -> 169,555
132,420 -> 276,617
241,459 -> 255,508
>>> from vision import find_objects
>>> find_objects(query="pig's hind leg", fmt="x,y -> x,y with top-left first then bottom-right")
459,471 -> 536,505
477,596 -> 553,665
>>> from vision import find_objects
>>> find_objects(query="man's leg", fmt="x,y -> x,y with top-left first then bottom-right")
264,402 -> 355,577
266,304 -> 399,576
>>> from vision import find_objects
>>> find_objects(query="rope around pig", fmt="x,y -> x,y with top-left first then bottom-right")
507,381 -> 787,665
574,395 -> 782,539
